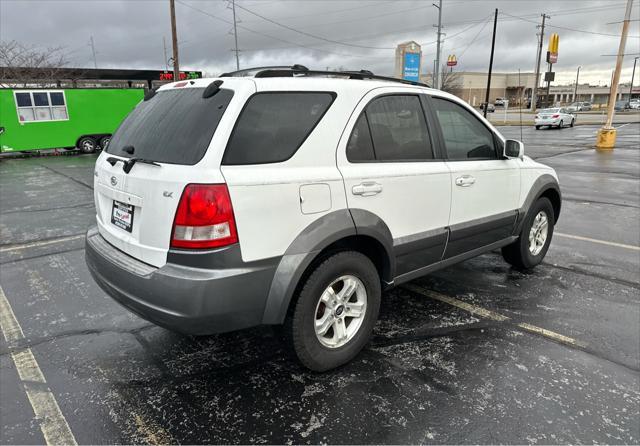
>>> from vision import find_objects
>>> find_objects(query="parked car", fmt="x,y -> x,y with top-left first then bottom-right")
480,102 -> 495,112
85,66 -> 561,371
494,97 -> 506,107
615,100 -> 631,112
525,97 -> 542,109
535,107 -> 576,129
630,99 -> 640,110
566,101 -> 592,112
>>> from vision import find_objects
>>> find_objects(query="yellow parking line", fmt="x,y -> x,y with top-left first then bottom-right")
403,283 -> 586,348
0,234 -> 85,254
0,285 -> 78,446
555,232 -> 640,251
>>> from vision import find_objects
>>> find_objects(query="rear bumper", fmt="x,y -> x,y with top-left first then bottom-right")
85,227 -> 279,335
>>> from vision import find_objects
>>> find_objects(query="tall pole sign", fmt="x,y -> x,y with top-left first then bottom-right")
545,33 -> 559,106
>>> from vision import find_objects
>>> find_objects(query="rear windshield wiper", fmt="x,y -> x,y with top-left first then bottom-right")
106,156 -> 161,174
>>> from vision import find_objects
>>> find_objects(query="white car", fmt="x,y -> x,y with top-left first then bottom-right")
535,107 -> 575,129
495,97 -> 506,106
85,66 -> 561,371
630,99 -> 640,110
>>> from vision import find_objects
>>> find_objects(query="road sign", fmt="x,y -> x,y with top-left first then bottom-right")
403,52 -> 421,82
544,71 -> 555,82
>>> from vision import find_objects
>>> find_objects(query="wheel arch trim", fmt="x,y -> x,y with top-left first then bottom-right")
261,208 -> 394,325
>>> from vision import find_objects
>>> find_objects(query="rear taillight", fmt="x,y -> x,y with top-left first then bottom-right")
171,184 -> 238,249
552,114 -> 560,118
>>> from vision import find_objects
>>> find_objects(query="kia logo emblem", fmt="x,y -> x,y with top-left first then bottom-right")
110,176 -> 118,186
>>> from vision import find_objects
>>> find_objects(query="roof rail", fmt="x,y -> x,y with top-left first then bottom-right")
221,65 -> 430,88
220,64 -> 309,77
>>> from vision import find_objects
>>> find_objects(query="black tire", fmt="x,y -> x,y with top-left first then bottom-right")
502,197 -> 555,270
99,135 -> 111,150
558,120 -> 564,129
535,125 -> 541,130
287,251 -> 381,372
77,136 -> 97,154
570,119 -> 575,128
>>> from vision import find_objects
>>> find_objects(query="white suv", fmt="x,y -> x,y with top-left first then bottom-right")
86,66 -> 561,371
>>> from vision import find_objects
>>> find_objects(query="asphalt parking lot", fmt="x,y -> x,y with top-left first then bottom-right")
1,123 -> 639,444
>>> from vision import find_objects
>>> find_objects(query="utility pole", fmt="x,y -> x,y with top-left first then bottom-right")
433,0 -> 443,89
531,14 -> 549,111
89,36 -> 97,69
483,8 -> 498,118
231,0 -> 240,70
629,56 -> 638,102
574,66 -> 581,102
596,0 -> 634,149
169,0 -> 180,82
163,36 -> 169,72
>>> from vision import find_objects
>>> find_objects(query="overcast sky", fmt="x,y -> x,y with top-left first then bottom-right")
2,0 -> 639,85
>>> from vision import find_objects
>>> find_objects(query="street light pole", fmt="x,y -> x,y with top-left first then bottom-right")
483,8 -> 498,118
574,66 -> 581,102
629,57 -> 638,102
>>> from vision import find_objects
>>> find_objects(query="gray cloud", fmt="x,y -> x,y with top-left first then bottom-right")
1,0 -> 639,84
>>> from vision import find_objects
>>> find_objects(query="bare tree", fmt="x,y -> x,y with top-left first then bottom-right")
0,40 -> 70,86
439,67 -> 461,94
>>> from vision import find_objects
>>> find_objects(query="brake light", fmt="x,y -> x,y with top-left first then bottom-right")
552,114 -> 560,118
171,184 -> 238,249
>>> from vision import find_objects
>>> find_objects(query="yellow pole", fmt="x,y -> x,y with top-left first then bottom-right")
596,0 -> 634,149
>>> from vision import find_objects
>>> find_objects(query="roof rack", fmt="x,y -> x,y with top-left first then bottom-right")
219,65 -> 430,88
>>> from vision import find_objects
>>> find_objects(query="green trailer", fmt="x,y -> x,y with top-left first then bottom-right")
0,88 -> 144,154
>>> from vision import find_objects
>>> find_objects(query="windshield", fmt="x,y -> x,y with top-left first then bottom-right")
107,87 -> 234,165
541,108 -> 559,113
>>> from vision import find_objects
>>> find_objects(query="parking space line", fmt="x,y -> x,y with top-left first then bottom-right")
403,283 -> 586,348
555,232 -> 640,251
0,234 -> 85,253
0,286 -> 78,446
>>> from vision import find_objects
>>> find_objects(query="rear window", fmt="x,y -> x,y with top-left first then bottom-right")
222,92 -> 335,165
107,87 -> 234,165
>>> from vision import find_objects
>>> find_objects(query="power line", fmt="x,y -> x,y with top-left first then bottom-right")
232,2 -> 396,50
176,0 -> 390,59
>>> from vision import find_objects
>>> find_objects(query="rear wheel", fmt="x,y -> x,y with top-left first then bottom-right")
287,251 -> 381,371
570,119 -> 575,127
77,136 -> 97,154
99,136 -> 111,150
502,197 -> 555,270
535,125 -> 541,130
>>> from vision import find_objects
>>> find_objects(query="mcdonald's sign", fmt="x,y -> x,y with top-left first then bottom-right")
547,33 -> 559,64
446,54 -> 457,67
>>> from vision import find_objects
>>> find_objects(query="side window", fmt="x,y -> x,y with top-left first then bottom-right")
223,92 -> 335,165
431,97 -> 497,160
346,114 -> 375,162
365,95 -> 433,161
14,91 -> 68,123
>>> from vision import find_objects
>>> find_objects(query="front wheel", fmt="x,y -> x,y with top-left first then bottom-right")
570,119 -> 575,128
558,120 -> 564,129
502,197 -> 555,270
288,251 -> 381,371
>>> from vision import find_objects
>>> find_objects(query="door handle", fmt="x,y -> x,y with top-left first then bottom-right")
352,181 -> 383,196
455,175 -> 476,187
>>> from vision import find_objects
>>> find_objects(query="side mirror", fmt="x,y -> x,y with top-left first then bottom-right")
504,139 -> 524,159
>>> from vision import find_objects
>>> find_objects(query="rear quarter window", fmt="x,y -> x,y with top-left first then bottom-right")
222,92 -> 335,165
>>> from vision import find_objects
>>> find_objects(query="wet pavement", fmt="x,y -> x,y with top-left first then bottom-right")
1,124 -> 639,444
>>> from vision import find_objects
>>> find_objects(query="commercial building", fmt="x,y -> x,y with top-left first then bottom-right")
538,83 -> 639,107
420,71 -> 539,106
